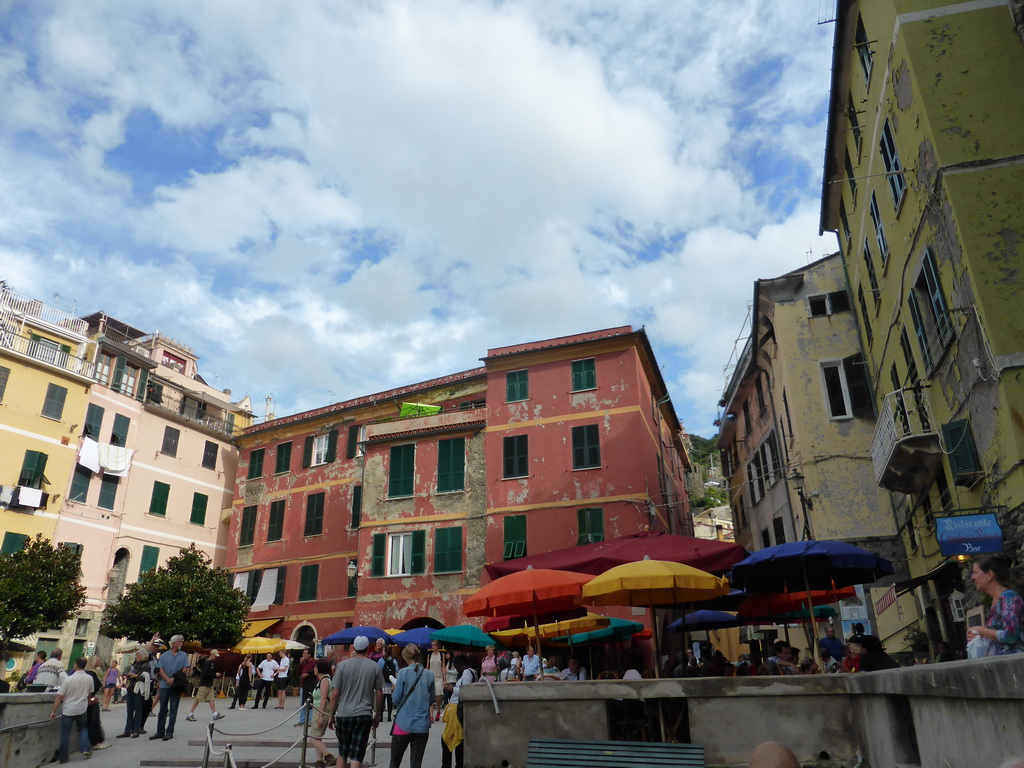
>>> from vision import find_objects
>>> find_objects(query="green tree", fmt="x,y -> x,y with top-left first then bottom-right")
0,535 -> 86,661
100,544 -> 249,646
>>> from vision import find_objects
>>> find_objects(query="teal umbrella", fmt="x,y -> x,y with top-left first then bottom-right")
550,617 -> 645,645
432,624 -> 502,649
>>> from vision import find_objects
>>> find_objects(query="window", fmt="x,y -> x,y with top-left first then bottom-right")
847,95 -> 862,155
855,14 -> 873,84
371,531 -> 426,576
239,505 -> 257,546
190,492 -> 208,526
839,200 -> 851,250
244,569 -> 263,604
19,450 -> 49,488
267,499 -> 285,541
437,438 -> 465,492
83,404 -> 105,438
908,250 -> 954,375
435,526 -> 462,573
75,619 -> 90,636
28,335 -> 67,367
350,485 -> 362,528
248,448 -> 265,480
202,441 -> 218,470
858,286 -> 873,345
942,421 -> 982,487
61,541 -> 84,558
572,425 -> 601,469
97,476 -> 118,510
304,493 -> 325,536
755,375 -> 767,414
346,425 -> 365,459
275,442 -> 292,474
139,545 -> 160,576
821,354 -> 872,419
69,467 -> 91,503
571,359 -> 596,391
303,430 -> 338,467
870,192 -> 889,263
503,435 -> 528,478
0,365 -> 9,403
503,515 -> 527,559
577,508 -> 604,545
880,119 -> 906,209
299,564 -> 319,601
161,426 -> 179,457
41,383 -> 67,420
862,240 -> 879,299
506,370 -> 528,402
111,357 -> 147,399
109,413 -> 130,446
388,444 -> 415,497
274,566 -> 287,604
742,401 -> 752,435
149,482 -> 170,517
772,517 -> 787,546
808,291 -> 851,317
845,151 -> 857,202
1,532 -> 28,555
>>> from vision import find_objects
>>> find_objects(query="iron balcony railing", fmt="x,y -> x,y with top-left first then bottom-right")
0,288 -> 88,336
144,383 -> 237,437
0,329 -> 95,378
871,387 -> 938,487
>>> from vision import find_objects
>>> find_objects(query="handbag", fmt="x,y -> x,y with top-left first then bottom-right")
389,665 -> 427,736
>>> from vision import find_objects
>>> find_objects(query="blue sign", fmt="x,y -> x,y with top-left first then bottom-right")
935,513 -> 1003,556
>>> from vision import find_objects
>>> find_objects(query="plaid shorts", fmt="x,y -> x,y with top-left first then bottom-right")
335,715 -> 373,762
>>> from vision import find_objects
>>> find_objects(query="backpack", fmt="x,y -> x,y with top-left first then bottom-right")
16,672 -> 29,691
382,657 -> 398,680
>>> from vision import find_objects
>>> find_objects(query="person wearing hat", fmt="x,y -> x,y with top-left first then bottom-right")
389,644 -> 435,768
328,636 -> 383,768
185,650 -> 225,722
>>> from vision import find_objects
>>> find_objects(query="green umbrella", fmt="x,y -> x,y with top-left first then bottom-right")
432,624 -> 503,649
550,617 -> 645,645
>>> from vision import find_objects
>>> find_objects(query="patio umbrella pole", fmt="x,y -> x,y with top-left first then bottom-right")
799,559 -> 822,670
650,603 -> 668,743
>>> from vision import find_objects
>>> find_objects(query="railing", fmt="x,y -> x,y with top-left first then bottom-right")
0,330 -> 95,378
145,384 -> 236,437
870,387 -> 936,484
0,288 -> 88,336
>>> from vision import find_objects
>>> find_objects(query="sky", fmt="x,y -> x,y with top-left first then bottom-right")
0,0 -> 841,437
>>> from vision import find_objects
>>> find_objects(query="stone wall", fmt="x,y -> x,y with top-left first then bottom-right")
0,693 -> 61,768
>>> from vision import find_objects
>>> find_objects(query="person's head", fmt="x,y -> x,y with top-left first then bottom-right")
279,649 -> 288,660
497,656 -> 510,672
852,623 -> 864,635
511,651 -> 521,660
820,647 -> 833,662
547,655 -> 562,669
169,634 -> 184,651
353,636 -> 370,656
847,641 -> 864,656
567,657 -> 580,672
74,657 -> 87,671
50,648 -> 63,660
374,638 -> 385,653
34,650 -> 47,663
826,625 -> 837,638
973,553 -> 1013,591
135,649 -> 150,663
525,646 -> 535,657
773,639 -> 790,655
430,639 -> 439,651
266,652 -> 274,661
402,644 -> 420,666
301,649 -> 311,661
315,659 -> 331,676
452,654 -> 468,672
209,650 -> 220,660
485,645 -> 495,657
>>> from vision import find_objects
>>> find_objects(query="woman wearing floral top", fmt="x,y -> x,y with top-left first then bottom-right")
967,553 -> 1023,655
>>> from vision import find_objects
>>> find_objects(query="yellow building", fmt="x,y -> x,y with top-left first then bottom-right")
820,0 -> 1024,649
1,288 -> 94,553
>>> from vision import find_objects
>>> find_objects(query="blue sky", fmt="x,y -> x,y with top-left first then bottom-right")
0,0 -> 839,436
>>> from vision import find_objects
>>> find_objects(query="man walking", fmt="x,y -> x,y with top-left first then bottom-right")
328,636 -> 383,768
49,657 -> 94,762
185,650 -> 225,722
150,634 -> 189,741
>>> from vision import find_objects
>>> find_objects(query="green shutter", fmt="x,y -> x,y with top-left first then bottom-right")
1,532 -> 29,555
371,533 -> 386,576
325,430 -> 338,462
42,383 -> 67,419
240,506 -> 257,546
942,421 -> 982,485
139,545 -> 160,575
135,367 -> 148,402
274,567 -> 287,604
571,359 -> 596,391
19,450 -> 48,488
0,365 -> 10,403
506,370 -> 528,402
504,515 -> 527,560
299,564 -> 318,601
351,485 -> 362,528
190,493 -> 208,525
111,413 -> 131,445
347,425 -> 360,458
435,526 -> 462,573
268,500 -> 285,541
275,442 -> 292,474
389,444 -> 415,497
149,482 -> 170,517
411,529 -> 426,574
437,438 -> 465,492
69,467 -> 92,503
304,493 -> 324,536
577,508 -> 604,545
84,404 -> 105,438
111,357 -> 127,393
97,476 -> 118,510
302,436 -> 314,468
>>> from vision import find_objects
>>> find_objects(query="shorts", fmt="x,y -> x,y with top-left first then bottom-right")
308,716 -> 328,739
194,686 -> 216,703
434,678 -> 443,696
275,678 -> 288,692
335,715 -> 373,762
104,683 -> 116,690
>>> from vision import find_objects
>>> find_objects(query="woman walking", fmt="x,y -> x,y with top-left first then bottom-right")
117,649 -> 151,738
232,655 -> 255,710
390,644 -> 434,768
305,659 -> 337,768
101,660 -> 119,710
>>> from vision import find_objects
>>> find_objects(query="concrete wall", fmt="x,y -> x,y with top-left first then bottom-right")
461,654 -> 1024,768
0,693 -> 61,768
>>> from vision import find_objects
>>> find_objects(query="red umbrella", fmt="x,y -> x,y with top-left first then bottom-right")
483,607 -> 586,633
736,587 -> 857,620
464,569 -> 594,617
484,531 -> 746,579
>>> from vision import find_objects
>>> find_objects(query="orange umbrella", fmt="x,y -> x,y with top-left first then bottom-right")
737,587 -> 857,620
463,568 -> 594,618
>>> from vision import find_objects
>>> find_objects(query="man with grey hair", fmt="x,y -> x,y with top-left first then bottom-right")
34,648 -> 68,690
150,634 -> 189,741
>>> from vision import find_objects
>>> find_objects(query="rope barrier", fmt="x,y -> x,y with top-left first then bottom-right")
211,705 -> 302,737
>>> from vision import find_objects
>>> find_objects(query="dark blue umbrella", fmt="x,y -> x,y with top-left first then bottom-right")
389,627 -> 436,648
729,540 -> 894,593
694,589 -> 748,612
666,610 -> 741,633
322,626 -> 392,645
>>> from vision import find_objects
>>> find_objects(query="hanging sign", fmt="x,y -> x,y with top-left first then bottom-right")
935,513 -> 1002,556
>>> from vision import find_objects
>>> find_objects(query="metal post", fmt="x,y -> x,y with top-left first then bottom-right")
201,722 -> 214,768
299,698 -> 310,768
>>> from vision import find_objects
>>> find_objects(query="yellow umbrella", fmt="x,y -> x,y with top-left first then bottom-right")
231,637 -> 286,655
491,613 -> 611,646
580,558 -> 730,607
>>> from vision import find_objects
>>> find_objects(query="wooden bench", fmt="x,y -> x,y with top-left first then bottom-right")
527,738 -> 704,768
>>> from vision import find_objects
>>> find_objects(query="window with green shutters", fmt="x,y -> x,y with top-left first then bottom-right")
202,441 -> 218,470
350,486 -> 362,529
18,450 -> 48,488
84,403 -> 105,438
248,448 -> 265,479
941,421 -> 982,487
304,493 -> 325,536
274,566 -> 287,604
347,424 -> 360,458
0,365 -> 9,403
240,505 -> 257,546
437,438 -> 465,492
139,545 -> 160,575
435,526 -> 462,573
97,476 -> 119,510
245,569 -> 263,604
41,383 -> 67,420
571,358 -> 596,391
503,435 -> 528,478
149,482 -> 170,517
577,508 -> 604,545
388,444 -> 415,497
371,533 -> 386,576
371,531 -> 425,576
161,426 -> 179,456
267,499 -> 285,541
506,370 -> 528,402
275,442 -> 292,474
69,467 -> 92,503
503,515 -> 527,559
299,564 -> 319,601
111,413 -> 130,446
1,532 -> 28,555
572,425 -> 601,469
190,492 -> 208,526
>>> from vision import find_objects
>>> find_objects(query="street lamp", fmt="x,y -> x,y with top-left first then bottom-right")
789,469 -> 814,541
347,559 -> 358,598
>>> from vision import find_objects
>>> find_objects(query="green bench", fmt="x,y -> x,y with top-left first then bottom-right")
527,738 -> 705,768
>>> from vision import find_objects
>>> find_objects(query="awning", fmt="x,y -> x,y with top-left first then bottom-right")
243,618 -> 282,637
894,560 -> 960,597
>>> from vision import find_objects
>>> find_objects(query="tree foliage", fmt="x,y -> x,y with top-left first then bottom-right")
0,535 -> 86,660
100,544 -> 249,646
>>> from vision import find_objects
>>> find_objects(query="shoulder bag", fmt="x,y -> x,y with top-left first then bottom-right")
389,665 -> 427,736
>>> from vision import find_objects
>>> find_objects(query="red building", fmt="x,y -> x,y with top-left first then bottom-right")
226,327 -> 692,647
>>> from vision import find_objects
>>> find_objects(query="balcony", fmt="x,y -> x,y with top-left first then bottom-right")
871,388 -> 941,494
0,330 -> 95,379
366,405 -> 487,442
143,383 -> 236,437
0,288 -> 88,336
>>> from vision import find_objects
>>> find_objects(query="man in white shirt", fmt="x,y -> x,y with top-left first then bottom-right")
560,657 -> 588,681
50,657 -> 94,763
34,648 -> 68,690
275,650 -> 290,709
255,652 -> 278,709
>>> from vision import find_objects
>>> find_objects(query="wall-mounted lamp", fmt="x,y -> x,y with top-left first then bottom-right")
347,559 -> 358,598
789,469 -> 814,540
